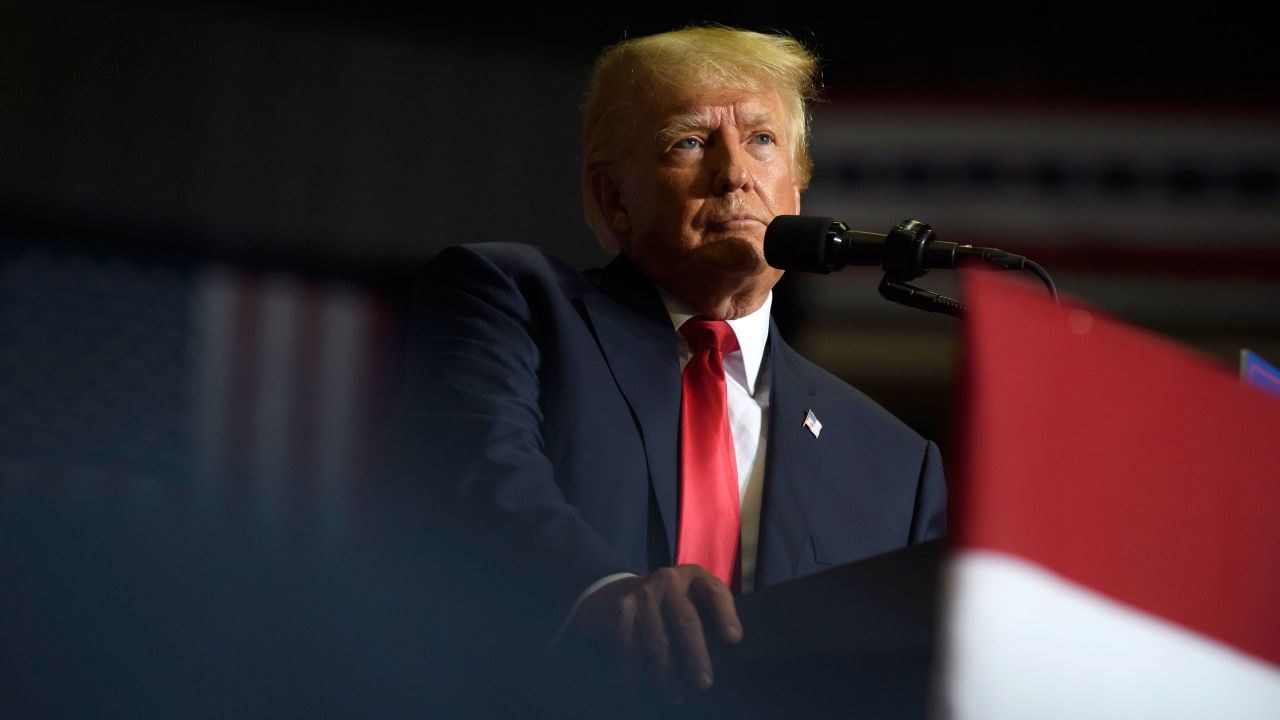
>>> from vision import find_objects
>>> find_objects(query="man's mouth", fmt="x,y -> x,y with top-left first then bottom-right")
707,213 -> 766,228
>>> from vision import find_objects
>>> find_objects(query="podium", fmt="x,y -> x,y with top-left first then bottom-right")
534,541 -> 945,720
688,539 -> 945,719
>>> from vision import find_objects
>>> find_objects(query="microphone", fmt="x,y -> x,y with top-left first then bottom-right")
764,214 -> 1058,318
764,215 -> 1029,280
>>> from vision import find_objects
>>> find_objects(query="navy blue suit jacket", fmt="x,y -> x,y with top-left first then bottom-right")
401,242 -> 945,643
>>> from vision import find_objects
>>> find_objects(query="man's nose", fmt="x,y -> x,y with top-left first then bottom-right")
710,142 -> 752,195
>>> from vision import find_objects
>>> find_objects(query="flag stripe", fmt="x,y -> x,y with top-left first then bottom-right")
942,551 -> 1280,720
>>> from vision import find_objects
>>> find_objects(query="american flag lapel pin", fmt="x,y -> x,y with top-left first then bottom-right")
803,409 -> 822,438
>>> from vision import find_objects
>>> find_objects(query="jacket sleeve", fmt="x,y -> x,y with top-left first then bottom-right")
395,244 -> 631,643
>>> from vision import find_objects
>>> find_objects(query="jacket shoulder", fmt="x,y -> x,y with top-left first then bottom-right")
426,242 -> 593,288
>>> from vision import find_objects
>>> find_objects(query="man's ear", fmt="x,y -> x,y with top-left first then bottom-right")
590,167 -> 631,241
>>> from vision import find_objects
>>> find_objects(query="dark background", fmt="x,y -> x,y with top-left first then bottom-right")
4,2 -> 1276,435
2,2 -> 1277,715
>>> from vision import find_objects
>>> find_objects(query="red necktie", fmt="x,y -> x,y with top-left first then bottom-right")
676,318 -> 741,588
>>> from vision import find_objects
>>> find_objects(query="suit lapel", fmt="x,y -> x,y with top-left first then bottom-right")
756,325 -> 831,587
579,255 -> 681,562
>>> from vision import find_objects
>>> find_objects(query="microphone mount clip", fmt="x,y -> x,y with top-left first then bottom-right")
878,219 -> 967,318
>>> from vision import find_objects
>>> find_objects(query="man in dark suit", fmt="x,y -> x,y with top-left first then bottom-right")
399,26 -> 945,708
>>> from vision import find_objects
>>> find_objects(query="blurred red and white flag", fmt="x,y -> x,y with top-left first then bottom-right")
938,273 -> 1280,718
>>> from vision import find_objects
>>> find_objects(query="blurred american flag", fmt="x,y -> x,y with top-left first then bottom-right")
0,240 -> 400,541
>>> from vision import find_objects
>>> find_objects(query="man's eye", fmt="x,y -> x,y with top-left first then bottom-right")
752,133 -> 775,145
673,138 -> 702,150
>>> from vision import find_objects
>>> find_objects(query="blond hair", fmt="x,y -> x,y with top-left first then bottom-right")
581,26 -> 821,250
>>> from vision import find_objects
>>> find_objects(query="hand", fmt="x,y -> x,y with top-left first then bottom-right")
566,565 -> 743,702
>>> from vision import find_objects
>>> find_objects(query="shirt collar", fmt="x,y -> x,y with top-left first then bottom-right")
658,288 -> 772,397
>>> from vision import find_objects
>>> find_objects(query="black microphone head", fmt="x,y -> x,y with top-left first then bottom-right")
765,215 -> 840,273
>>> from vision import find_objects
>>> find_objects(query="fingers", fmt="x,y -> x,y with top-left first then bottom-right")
689,572 -> 743,645
616,592 -> 641,683
639,567 -> 719,700
637,583 -> 671,694
568,565 -> 741,703
663,587 -> 713,693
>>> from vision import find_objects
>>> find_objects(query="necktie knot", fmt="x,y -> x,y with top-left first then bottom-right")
680,318 -> 739,355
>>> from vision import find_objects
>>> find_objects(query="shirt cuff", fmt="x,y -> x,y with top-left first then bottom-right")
550,572 -> 638,645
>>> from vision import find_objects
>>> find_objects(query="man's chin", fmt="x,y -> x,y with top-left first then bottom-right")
690,236 -> 767,277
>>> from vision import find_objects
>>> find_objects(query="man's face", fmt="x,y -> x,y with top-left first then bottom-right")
607,88 -> 801,316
